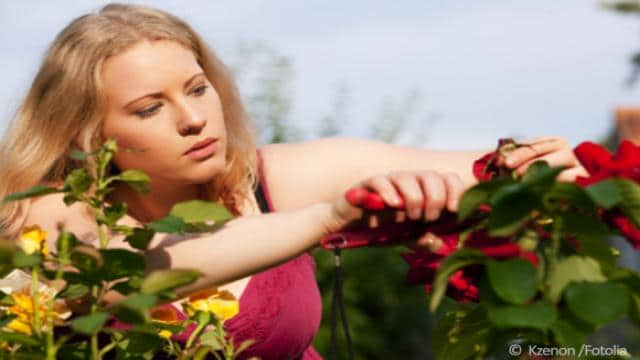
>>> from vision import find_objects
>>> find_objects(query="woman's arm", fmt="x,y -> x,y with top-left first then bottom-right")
24,193 -> 337,297
260,136 -> 584,212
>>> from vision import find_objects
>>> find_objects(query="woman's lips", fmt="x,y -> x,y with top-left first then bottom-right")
184,138 -> 218,160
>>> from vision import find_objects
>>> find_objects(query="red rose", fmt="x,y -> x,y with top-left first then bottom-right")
574,140 -> 640,185
402,230 -> 539,303
604,210 -> 640,249
473,152 -> 501,181
574,141 -> 640,249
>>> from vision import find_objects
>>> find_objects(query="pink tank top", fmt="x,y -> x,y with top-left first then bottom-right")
222,150 -> 323,359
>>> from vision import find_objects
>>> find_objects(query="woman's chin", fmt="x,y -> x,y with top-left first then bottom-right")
182,159 -> 227,184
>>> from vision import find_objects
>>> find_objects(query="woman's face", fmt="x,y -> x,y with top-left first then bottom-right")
102,40 -> 227,185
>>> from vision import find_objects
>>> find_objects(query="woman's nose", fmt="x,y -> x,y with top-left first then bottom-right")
176,103 -> 206,136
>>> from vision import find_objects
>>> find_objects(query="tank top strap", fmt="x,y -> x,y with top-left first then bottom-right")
255,148 -> 274,214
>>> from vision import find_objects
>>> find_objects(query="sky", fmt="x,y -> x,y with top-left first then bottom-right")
1,0 -> 640,150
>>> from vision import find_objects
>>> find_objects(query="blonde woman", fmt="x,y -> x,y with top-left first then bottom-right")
0,4 -> 586,359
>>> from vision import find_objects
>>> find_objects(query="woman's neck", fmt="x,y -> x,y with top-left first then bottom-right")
113,179 -> 205,223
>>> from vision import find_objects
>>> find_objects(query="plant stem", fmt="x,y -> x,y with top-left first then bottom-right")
90,285 -> 101,360
31,267 -> 41,337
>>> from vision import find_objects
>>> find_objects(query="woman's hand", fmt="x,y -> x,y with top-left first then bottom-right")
326,170 -> 465,251
501,136 -> 588,182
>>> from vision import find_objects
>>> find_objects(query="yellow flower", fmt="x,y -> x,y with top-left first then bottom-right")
0,270 -> 70,335
4,288 -> 68,335
158,329 -> 173,339
19,225 -> 48,256
186,288 -> 239,322
150,305 -> 181,340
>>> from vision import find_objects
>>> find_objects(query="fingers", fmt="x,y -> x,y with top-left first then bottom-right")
416,171 -> 446,221
504,137 -> 568,169
513,149 -> 576,176
556,165 -> 589,183
357,170 -> 464,222
389,172 -> 427,220
361,175 -> 403,209
442,172 -> 464,212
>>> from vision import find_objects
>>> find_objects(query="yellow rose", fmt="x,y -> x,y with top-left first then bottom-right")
3,288 -> 69,335
19,226 -> 48,256
186,288 -> 239,322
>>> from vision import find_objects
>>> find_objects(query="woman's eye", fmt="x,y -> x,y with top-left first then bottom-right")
191,85 -> 208,96
135,103 -> 162,118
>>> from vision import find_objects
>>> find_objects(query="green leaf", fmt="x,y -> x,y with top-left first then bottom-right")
56,230 -> 80,257
521,161 -> 564,192
487,301 -> 557,331
429,249 -> 486,312
124,227 -> 155,250
543,182 -> 596,214
70,245 -> 103,273
70,312 -> 109,335
586,179 -> 621,209
486,259 -> 538,305
170,200 -> 234,225
57,341 -> 90,360
614,178 -> 640,228
0,290 -> 14,307
560,213 -> 615,266
546,256 -> 606,303
0,330 -> 41,346
630,294 -> 640,326
70,150 -> 89,160
64,168 -> 94,194
141,269 -> 203,294
116,330 -> 164,355
111,294 -> 157,324
99,249 -> 146,281
108,169 -> 150,194
147,215 -> 186,234
194,346 -> 214,360
3,184 -> 61,203
458,179 -> 512,222
102,202 -> 127,226
603,1 -> 640,13
56,283 -> 90,300
12,251 -> 42,267
112,276 -> 143,295
0,242 -> 16,276
432,306 -> 494,360
551,309 -> 592,350
200,330 -> 223,351
0,313 -> 17,328
565,281 -> 631,327
488,183 -> 538,236
478,273 -> 506,310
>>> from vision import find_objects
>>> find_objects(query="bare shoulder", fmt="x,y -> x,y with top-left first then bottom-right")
24,192 -> 99,247
258,137 -> 398,210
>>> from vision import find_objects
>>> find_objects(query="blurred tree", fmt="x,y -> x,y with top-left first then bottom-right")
602,1 -> 640,84
228,41 -> 301,144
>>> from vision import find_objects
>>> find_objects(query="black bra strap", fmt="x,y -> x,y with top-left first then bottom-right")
255,181 -> 270,214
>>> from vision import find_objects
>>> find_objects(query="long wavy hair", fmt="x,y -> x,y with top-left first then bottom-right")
0,3 -> 258,239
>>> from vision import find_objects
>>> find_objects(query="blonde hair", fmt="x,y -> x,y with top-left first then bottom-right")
0,3 -> 258,239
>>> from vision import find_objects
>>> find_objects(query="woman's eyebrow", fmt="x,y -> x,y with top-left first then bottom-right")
123,72 -> 206,108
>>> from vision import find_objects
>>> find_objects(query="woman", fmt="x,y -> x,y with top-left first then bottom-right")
0,4 -> 586,359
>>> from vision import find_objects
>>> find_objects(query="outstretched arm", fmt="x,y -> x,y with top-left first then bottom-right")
260,136 -> 585,212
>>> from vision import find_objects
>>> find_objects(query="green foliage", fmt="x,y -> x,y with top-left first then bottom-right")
0,140 -> 245,360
